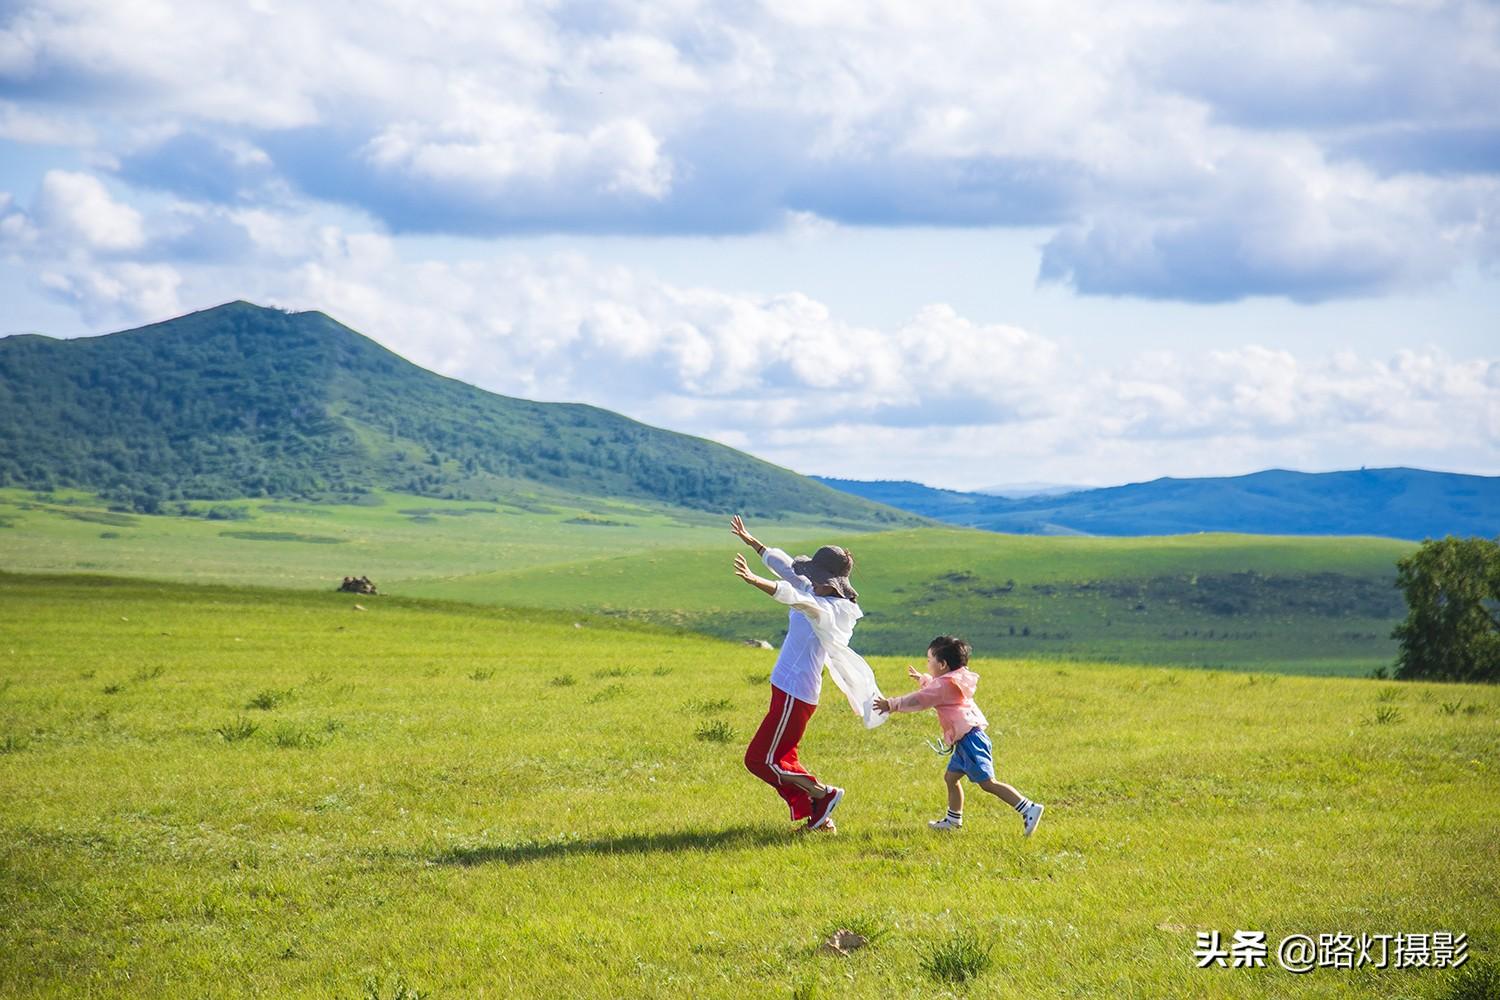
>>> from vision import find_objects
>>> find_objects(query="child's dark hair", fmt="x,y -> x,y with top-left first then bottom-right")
927,635 -> 970,671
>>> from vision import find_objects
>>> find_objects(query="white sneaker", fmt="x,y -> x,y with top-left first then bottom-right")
1021,803 -> 1044,837
928,816 -> 963,831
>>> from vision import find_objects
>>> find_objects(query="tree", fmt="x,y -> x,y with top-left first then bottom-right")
1392,537 -> 1500,682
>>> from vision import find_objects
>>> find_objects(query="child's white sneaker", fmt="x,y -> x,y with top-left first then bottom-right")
928,816 -> 962,831
1021,802 -> 1044,837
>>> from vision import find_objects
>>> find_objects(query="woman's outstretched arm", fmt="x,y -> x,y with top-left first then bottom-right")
733,552 -> 777,596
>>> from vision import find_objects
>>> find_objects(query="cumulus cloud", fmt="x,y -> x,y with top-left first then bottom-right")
1144,1 -> 1500,131
269,237 -> 1075,436
0,99 -> 92,144
1,0 -> 1495,301
1038,150 -> 1475,302
40,261 -> 182,324
31,170 -> 144,251
0,170 -> 258,324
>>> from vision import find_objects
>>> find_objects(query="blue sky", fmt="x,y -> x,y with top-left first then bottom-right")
1,0 -> 1496,489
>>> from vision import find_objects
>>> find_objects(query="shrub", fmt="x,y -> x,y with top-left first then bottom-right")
215,717 -> 259,742
362,974 -> 427,1000
587,683 -> 627,704
272,724 -> 324,749
246,688 -> 292,710
921,931 -> 994,984
695,720 -> 736,743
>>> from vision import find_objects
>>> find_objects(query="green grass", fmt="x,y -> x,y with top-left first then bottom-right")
0,487 -> 853,589
0,489 -> 1415,674
409,527 -> 1413,674
1,573 -> 1496,998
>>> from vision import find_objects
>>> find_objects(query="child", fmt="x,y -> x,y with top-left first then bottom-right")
874,636 -> 1044,836
730,514 -> 883,833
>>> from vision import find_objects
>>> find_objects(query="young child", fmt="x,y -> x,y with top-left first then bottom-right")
874,636 -> 1044,836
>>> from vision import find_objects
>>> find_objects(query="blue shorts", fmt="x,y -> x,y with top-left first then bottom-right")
946,727 -> 995,783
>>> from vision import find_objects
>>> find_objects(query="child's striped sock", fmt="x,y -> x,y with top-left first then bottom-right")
1013,797 -> 1033,814
945,809 -> 962,824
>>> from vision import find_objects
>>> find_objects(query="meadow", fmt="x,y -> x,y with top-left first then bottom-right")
2,573 -> 1496,998
0,489 -> 1414,674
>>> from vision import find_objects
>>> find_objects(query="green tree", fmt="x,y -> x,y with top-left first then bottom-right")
1392,537 -> 1500,682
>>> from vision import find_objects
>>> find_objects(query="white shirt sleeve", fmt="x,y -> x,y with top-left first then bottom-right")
762,547 -> 812,591
771,580 -> 823,621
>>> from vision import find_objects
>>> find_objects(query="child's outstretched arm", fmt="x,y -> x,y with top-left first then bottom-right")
875,676 -> 952,715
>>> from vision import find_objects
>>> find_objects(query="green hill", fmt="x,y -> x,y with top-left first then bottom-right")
0,301 -> 916,526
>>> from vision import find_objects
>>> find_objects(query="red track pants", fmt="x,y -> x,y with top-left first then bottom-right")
744,685 -> 819,821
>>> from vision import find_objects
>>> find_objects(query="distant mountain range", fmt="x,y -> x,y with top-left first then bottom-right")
974,482 -> 1088,498
815,469 -> 1500,540
0,301 -> 917,525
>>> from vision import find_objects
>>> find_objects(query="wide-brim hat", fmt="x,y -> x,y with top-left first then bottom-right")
792,545 -> 858,601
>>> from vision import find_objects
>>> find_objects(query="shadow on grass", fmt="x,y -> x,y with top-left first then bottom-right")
433,824 -> 790,867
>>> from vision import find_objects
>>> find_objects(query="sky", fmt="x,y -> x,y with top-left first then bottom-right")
0,0 -> 1497,491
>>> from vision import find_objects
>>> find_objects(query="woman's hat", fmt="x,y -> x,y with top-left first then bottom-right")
792,545 -> 858,601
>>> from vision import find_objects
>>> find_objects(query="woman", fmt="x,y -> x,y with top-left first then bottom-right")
730,515 -> 884,833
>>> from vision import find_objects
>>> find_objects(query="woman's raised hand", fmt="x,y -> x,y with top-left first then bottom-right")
733,552 -> 755,582
729,514 -> 759,549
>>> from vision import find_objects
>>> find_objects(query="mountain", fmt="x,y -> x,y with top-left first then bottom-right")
0,301 -> 918,524
815,468 -> 1500,540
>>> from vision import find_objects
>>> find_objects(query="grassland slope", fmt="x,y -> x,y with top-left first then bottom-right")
1,573 -> 1495,998
1,490 -> 1415,674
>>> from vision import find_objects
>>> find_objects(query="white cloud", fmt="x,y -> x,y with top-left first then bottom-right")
363,109 -> 672,200
31,170 -> 145,251
40,261 -> 182,324
0,100 -> 94,145
2,0 -> 1494,300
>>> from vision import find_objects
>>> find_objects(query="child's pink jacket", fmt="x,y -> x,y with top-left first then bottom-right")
885,668 -> 989,746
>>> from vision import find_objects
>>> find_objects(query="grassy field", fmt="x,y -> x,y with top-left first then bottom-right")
0,487 -> 861,590
0,489 -> 1414,674
413,528 -> 1411,675
2,573 -> 1496,998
